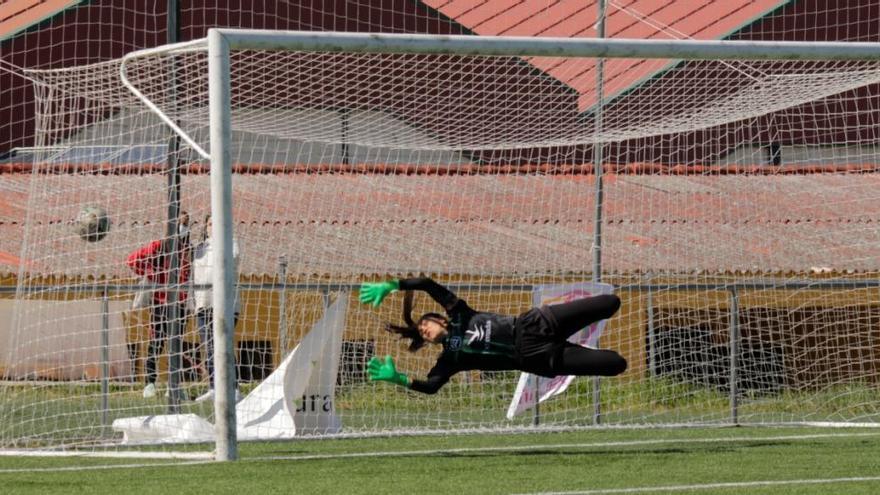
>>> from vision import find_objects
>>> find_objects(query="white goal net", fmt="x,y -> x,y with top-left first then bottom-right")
4,32 -> 880,454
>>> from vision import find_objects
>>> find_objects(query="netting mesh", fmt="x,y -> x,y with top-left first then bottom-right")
107,50 -> 880,150
4,39 -> 880,451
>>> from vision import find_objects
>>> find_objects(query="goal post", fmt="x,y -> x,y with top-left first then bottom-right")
8,29 -> 880,461
197,29 -> 880,460
207,29 -> 236,462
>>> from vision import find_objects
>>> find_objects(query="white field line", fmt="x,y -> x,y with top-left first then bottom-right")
0,431 -> 878,474
513,476 -> 880,495
0,459 -> 215,474
0,450 -> 212,460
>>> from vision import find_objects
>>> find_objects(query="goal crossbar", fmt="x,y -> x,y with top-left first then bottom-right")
212,29 -> 880,60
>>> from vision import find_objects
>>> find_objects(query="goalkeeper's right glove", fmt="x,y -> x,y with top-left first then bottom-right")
358,280 -> 400,307
366,355 -> 409,388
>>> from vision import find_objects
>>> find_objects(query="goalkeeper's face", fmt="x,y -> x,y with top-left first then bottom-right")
418,317 -> 448,344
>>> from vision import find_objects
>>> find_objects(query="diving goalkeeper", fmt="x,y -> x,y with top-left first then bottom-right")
360,278 -> 626,394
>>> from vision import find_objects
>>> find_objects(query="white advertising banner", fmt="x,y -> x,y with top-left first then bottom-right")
506,282 -> 614,419
114,292 -> 349,443
238,291 -> 348,439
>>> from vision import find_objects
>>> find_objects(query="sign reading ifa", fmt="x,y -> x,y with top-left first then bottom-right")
293,394 -> 334,413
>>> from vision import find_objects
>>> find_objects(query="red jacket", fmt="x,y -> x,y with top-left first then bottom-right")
127,240 -> 191,305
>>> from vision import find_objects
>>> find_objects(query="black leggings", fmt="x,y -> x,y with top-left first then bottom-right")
552,343 -> 627,376
520,294 -> 627,377
542,293 -> 622,342
196,308 -> 239,388
146,303 -> 188,385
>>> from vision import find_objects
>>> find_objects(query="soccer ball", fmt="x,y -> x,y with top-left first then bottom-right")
75,205 -> 111,242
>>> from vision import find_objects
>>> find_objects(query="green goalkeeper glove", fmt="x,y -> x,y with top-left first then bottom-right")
358,280 -> 400,307
366,355 -> 409,388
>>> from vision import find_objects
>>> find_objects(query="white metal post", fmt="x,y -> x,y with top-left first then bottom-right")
100,287 -> 110,426
217,29 -> 880,61
591,0 -> 607,426
728,288 -> 740,426
208,28 -> 238,462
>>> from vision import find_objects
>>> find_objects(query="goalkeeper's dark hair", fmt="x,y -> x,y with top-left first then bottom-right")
384,290 -> 446,352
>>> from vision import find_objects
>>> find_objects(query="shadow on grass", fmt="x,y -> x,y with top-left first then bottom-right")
254,438 -> 814,460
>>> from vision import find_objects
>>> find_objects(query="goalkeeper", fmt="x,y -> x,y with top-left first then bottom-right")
360,278 -> 626,394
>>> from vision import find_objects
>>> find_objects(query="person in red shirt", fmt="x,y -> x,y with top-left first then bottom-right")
127,212 -> 192,399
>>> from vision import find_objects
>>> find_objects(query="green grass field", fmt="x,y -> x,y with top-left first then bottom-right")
3,379 -> 880,494
4,377 -> 879,448
2,427 -> 880,494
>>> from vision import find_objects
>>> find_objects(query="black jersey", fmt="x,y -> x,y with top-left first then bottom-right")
398,278 -> 519,394
447,304 -> 517,357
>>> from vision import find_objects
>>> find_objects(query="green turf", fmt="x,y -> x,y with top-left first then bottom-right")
3,378 -> 880,494
2,427 -> 880,494
3,377 -> 880,448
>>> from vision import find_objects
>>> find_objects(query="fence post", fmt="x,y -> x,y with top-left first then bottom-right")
646,278 -> 656,378
728,287 -> 740,425
590,0 -> 608,428
532,376 -> 540,426
100,287 -> 110,427
277,255 -> 289,354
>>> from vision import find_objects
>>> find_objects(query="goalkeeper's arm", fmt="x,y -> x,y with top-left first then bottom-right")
359,277 -> 461,311
366,356 -> 451,395
397,277 -> 460,312
367,356 -> 409,388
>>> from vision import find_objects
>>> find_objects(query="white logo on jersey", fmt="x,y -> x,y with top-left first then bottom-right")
465,321 -> 492,346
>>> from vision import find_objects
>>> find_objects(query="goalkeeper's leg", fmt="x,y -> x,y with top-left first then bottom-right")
552,343 -> 627,376
544,294 -> 621,342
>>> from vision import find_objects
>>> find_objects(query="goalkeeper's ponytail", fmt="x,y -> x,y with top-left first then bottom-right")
385,290 -> 448,352
385,290 -> 425,352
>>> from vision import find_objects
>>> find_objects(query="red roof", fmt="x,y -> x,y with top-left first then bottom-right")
0,0 -> 79,41
424,0 -> 787,110
4,1 -> 877,168
2,168 -> 880,278
0,249 -> 29,268
3,2 -> 880,282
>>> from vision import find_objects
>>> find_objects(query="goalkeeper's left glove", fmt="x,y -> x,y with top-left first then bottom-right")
366,355 -> 409,388
358,280 -> 400,307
